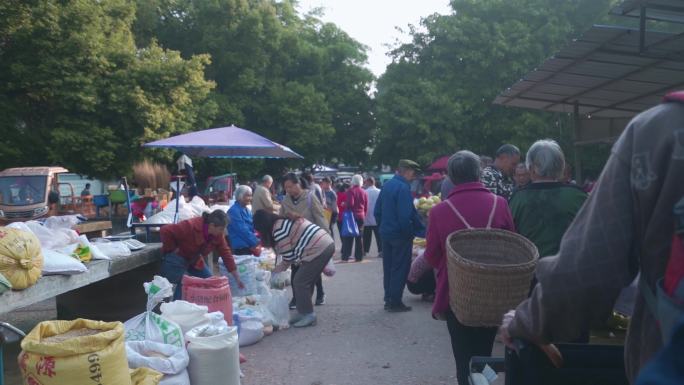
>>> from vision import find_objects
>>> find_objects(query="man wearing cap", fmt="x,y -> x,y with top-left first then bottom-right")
375,159 -> 426,312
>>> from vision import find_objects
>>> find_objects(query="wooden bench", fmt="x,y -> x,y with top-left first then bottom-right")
0,244 -> 162,316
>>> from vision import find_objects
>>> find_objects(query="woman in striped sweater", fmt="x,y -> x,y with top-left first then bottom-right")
254,209 -> 335,327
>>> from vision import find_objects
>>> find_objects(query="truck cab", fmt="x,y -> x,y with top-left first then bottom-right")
0,166 -> 68,223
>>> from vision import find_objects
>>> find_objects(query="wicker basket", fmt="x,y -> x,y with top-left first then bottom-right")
446,229 -> 539,327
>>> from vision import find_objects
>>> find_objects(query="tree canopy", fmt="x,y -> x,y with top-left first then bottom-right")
374,0 -> 616,174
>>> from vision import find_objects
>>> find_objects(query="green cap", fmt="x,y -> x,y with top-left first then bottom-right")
398,159 -> 421,171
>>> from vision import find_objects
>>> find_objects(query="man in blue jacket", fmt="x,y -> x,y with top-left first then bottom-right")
375,159 -> 426,312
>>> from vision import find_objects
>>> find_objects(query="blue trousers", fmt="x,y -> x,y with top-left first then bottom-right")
382,238 -> 413,306
160,253 -> 212,300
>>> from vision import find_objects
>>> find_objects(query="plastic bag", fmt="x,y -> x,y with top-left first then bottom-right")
57,242 -> 92,263
0,227 -> 43,289
93,240 -> 132,258
238,320 -> 264,347
267,289 -> 290,329
24,220 -> 79,250
270,271 -> 291,289
160,300 -> 209,336
42,249 -> 87,275
19,319 -> 132,385
78,235 -> 109,260
323,258 -> 336,277
43,215 -> 81,230
219,255 -> 257,297
124,276 -> 184,348
126,341 -> 190,385
185,321 -> 240,385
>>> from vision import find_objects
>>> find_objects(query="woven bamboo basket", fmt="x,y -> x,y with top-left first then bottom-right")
446,229 -> 539,327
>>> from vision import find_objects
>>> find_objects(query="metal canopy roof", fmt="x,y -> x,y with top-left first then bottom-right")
494,25 -> 684,118
612,0 -> 684,24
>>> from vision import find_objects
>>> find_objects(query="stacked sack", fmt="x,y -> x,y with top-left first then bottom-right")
19,319 -> 162,385
123,276 -> 189,385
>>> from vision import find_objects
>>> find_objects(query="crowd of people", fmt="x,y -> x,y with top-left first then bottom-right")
155,92 -> 684,384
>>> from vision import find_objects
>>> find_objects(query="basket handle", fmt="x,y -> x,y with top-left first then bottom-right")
486,194 -> 498,229
445,199 -> 473,229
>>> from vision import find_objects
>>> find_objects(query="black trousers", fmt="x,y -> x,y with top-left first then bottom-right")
362,225 -> 382,254
341,217 -> 364,261
329,212 -> 338,241
446,310 -> 497,385
291,264 -> 323,299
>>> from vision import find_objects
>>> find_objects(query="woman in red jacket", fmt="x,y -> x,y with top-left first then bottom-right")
160,210 -> 244,299
341,174 -> 369,262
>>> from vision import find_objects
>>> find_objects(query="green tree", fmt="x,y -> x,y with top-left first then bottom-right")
375,0 -> 615,168
133,0 -> 375,166
0,0 -> 215,178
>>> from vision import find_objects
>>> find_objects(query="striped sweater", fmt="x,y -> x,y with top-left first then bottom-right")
273,218 -> 334,263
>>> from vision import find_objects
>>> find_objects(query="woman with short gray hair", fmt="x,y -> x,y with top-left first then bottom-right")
423,150 -> 516,385
526,139 -> 565,181
509,139 -> 588,314
227,184 -> 261,256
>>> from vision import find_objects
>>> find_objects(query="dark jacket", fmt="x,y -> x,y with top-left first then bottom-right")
375,174 -> 425,240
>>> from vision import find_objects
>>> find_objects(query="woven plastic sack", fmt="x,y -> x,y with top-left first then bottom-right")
182,275 -> 233,325
185,321 -> 240,385
126,341 -> 190,385
160,300 -> 209,336
19,319 -> 132,385
219,255 -> 257,297
130,367 -> 163,385
124,276 -> 184,348
0,227 -> 43,289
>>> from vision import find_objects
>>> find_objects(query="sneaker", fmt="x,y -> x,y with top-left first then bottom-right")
386,303 -> 412,313
383,303 -> 390,310
315,295 -> 326,306
289,313 -> 305,325
292,313 -> 317,328
289,298 -> 296,310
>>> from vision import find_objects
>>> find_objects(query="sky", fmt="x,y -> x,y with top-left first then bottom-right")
296,0 -> 453,77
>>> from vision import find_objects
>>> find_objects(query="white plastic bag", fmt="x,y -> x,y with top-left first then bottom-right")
219,255 -> 257,297
160,300 -> 209,335
41,249 -> 87,275
126,341 -> 190,385
185,320 -> 240,385
270,271 -> 290,289
43,215 -> 81,230
323,258 -> 336,277
77,235 -> 109,260
238,320 -> 264,347
267,289 -> 290,330
124,276 -> 184,348
93,240 -> 132,258
24,220 -> 78,250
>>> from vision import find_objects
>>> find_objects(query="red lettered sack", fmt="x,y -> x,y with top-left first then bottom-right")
182,275 -> 233,325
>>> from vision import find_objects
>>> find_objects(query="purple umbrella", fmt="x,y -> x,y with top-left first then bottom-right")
143,125 -> 303,159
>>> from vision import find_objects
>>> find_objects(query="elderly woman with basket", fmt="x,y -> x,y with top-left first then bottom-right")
424,151 -> 518,385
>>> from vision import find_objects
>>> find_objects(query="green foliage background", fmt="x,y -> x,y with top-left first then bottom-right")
0,0 -> 645,182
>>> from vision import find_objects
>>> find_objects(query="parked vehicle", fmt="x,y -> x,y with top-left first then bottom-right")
0,167 -> 69,223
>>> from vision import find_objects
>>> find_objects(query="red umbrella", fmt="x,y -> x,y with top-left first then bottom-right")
428,156 -> 450,172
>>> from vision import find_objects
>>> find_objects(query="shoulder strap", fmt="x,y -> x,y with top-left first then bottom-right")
444,199 -> 473,229
486,194 -> 498,229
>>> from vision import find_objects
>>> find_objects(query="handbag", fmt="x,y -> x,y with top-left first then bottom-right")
341,210 -> 359,237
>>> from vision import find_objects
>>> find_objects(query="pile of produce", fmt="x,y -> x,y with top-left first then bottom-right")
415,195 -> 441,216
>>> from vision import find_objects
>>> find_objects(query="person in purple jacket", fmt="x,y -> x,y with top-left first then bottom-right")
424,151 -> 516,385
